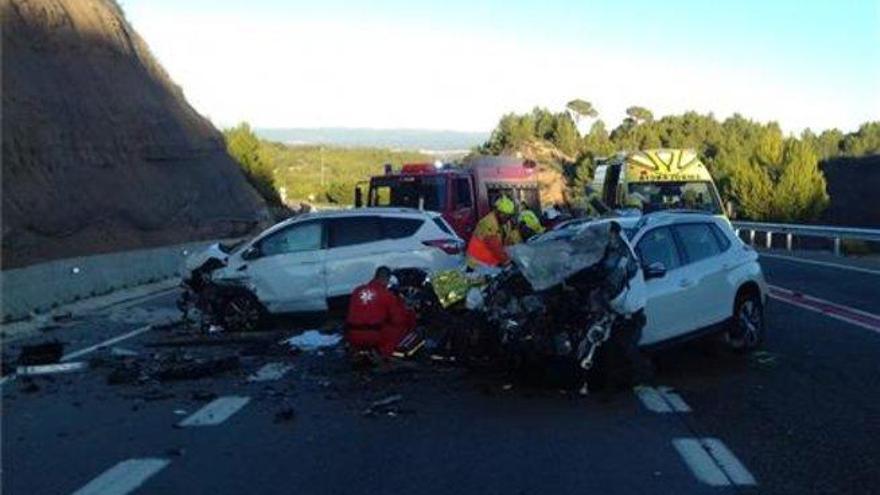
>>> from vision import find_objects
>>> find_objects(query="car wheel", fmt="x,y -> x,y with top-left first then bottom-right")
223,292 -> 265,332
724,292 -> 764,353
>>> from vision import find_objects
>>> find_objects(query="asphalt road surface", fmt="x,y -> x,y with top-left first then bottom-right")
2,252 -> 879,495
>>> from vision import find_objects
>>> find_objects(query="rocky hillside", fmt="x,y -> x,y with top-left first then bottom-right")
501,139 -> 571,206
1,0 -> 268,268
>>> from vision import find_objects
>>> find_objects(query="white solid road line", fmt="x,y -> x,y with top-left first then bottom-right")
760,252 -> 880,276
248,362 -> 293,382
61,324 -> 153,362
178,396 -> 251,427
673,438 -> 756,487
71,458 -> 170,495
635,386 -> 691,413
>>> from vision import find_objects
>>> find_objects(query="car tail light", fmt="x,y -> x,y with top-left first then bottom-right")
422,239 -> 464,255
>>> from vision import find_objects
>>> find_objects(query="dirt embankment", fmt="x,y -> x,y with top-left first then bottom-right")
1,0 -> 268,268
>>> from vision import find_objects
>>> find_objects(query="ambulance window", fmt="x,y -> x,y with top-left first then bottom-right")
454,178 -> 472,208
636,227 -> 681,270
328,217 -> 383,247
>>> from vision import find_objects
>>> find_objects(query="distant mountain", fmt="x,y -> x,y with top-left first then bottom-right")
255,127 -> 488,153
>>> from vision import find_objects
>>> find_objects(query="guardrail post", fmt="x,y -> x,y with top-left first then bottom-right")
786,233 -> 793,251
833,237 -> 841,256
749,230 -> 755,246
765,232 -> 772,249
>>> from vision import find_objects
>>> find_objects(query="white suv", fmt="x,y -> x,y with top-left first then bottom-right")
624,212 -> 768,351
206,208 -> 464,318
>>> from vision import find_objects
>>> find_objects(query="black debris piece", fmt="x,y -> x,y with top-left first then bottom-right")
17,342 -> 64,365
274,407 -> 296,423
154,356 -> 241,382
191,390 -> 218,402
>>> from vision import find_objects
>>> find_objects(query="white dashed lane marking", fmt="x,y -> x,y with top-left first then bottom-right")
248,362 -> 293,382
673,438 -> 756,487
178,396 -> 251,427
635,386 -> 691,413
71,458 -> 170,495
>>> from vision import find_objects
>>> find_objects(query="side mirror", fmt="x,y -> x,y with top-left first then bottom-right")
354,187 -> 363,208
643,262 -> 666,280
241,246 -> 261,261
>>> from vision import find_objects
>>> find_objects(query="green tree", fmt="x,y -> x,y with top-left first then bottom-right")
772,139 -> 829,221
566,99 -> 598,122
223,122 -> 282,205
842,122 -> 880,156
729,159 -> 774,220
626,106 -> 654,124
552,114 -> 580,157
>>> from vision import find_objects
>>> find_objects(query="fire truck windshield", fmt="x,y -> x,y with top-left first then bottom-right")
369,177 -> 447,210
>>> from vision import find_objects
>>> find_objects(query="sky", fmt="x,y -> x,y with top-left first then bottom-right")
123,0 -> 879,134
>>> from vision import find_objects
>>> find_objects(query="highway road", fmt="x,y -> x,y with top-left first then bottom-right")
2,252 -> 879,495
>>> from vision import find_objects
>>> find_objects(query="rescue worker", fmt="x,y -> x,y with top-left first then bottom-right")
517,208 -> 545,240
466,196 -> 521,267
345,266 -> 417,359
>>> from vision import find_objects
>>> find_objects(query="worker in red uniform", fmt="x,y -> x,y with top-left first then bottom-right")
345,266 -> 417,358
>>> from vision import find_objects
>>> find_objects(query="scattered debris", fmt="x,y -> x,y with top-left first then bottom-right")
17,362 -> 87,376
147,334 -> 271,348
165,447 -> 186,457
107,363 -> 143,385
191,390 -> 217,402
17,342 -> 64,366
363,394 -> 403,416
274,407 -> 296,423
154,356 -> 240,382
248,362 -> 293,382
18,378 -> 40,394
111,347 -> 139,357
282,330 -> 342,352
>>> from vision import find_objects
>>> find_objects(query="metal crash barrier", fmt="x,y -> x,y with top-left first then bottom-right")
732,221 -> 880,256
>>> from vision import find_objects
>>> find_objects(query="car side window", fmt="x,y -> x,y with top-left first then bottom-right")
636,227 -> 681,270
675,223 -> 722,263
328,217 -> 383,248
382,218 -> 423,239
454,178 -> 472,208
709,223 -> 732,252
259,221 -> 322,257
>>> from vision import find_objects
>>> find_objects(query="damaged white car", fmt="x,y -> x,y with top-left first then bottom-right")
180,208 -> 464,330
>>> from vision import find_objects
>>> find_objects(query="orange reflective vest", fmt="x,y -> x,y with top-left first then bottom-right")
466,212 -> 521,266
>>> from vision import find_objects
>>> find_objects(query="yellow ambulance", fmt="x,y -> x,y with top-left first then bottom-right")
590,149 -> 726,216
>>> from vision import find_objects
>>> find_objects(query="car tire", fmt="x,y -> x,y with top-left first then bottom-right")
723,291 -> 764,353
222,292 -> 266,332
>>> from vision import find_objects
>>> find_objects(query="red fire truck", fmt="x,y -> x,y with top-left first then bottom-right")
356,155 -> 540,240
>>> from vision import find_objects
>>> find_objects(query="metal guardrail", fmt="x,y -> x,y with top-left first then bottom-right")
732,221 -> 880,256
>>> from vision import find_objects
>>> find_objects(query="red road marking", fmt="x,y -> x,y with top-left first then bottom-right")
768,285 -> 880,334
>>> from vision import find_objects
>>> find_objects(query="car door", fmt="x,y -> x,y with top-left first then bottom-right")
672,222 -> 727,328
247,220 -> 327,312
634,226 -> 690,344
324,216 -> 391,297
